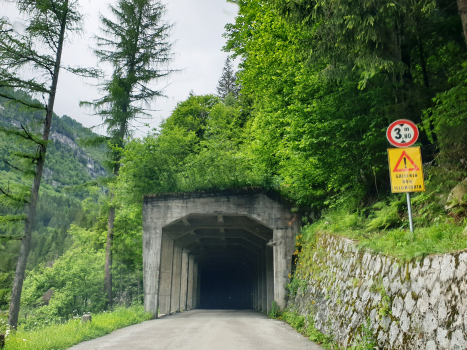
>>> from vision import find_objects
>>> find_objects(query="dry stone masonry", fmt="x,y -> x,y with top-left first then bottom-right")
289,234 -> 467,350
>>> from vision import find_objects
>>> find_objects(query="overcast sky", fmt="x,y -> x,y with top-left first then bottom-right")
1,0 -> 239,137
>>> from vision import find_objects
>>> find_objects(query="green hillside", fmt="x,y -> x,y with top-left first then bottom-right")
0,95 -> 108,308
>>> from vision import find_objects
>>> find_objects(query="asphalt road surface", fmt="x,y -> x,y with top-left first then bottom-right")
69,310 -> 324,350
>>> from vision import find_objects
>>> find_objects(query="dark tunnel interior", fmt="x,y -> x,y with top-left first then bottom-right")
199,262 -> 255,309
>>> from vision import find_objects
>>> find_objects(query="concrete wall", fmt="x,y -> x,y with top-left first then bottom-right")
187,255 -> 194,311
159,234 -> 174,315
180,250 -> 189,311
170,245 -> 182,313
288,234 -> 467,350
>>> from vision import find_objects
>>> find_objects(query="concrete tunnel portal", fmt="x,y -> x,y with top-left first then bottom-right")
142,189 -> 300,317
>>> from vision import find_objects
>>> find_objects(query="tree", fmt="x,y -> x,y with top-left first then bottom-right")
458,0 -> 467,45
0,0 -> 97,329
216,57 -> 238,99
81,0 -> 174,308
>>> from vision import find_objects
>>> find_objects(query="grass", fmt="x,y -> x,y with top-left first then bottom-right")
271,310 -> 337,349
304,189 -> 467,261
1,305 -> 153,350
306,221 -> 466,261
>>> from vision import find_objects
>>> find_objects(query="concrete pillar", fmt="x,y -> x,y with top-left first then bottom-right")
159,234 -> 174,315
143,219 -> 162,317
266,244 -> 274,314
254,274 -> 258,310
196,266 -> 201,308
180,250 -> 189,311
273,228 -> 295,310
187,255 -> 194,310
262,249 -> 267,313
193,261 -> 198,308
170,245 -> 182,313
257,256 -> 262,311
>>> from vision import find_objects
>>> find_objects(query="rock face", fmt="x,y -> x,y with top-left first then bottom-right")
42,288 -> 54,305
288,234 -> 467,350
445,178 -> 467,209
49,132 -> 106,179
81,314 -> 92,323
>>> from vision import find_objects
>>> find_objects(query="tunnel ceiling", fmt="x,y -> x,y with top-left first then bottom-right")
163,214 -> 273,264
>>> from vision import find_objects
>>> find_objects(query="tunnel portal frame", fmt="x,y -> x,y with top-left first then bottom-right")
143,188 -> 300,318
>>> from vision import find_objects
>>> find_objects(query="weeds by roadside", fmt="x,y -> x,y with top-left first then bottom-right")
270,309 -> 378,350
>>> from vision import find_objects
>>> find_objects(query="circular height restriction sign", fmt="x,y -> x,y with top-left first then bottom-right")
386,119 -> 419,148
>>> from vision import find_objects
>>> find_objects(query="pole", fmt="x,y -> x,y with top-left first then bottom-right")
406,192 -> 414,234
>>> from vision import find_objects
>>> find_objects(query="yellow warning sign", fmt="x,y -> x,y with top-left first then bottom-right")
388,147 -> 425,193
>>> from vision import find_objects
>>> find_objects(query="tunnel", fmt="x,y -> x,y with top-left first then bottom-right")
199,261 -> 254,309
142,189 -> 300,317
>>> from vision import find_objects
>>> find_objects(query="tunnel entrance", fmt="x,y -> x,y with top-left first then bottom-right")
199,262 -> 254,309
143,189 -> 300,317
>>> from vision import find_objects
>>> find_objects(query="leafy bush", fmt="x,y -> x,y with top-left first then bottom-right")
269,301 -> 281,319
21,246 -> 106,321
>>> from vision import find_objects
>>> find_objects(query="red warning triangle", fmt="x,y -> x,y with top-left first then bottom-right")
393,151 -> 420,172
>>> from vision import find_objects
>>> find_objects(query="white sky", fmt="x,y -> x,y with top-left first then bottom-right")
0,0 -> 239,137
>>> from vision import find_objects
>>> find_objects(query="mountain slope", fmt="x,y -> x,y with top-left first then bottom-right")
0,93 -> 108,308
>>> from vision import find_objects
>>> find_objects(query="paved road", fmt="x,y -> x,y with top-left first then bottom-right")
69,310 -> 323,350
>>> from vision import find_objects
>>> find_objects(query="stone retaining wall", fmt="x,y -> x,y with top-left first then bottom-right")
288,234 -> 467,349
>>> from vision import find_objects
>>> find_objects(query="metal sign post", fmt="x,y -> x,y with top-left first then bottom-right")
386,120 -> 425,234
406,193 -> 414,233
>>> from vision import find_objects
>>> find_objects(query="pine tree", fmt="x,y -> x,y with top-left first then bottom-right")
0,0 -> 97,329
216,57 -> 238,100
81,0 -> 174,309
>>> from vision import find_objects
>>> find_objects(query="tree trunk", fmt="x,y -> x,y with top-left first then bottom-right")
8,3 -> 68,330
104,191 -> 115,309
458,0 -> 467,46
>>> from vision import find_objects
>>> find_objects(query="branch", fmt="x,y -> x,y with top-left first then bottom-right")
0,125 -> 45,146
0,235 -> 25,241
0,214 -> 27,222
1,158 -> 36,176
63,66 -> 103,79
0,91 -> 48,109
21,123 -> 44,145
0,187 -> 29,204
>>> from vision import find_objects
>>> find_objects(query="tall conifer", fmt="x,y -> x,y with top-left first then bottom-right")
216,57 -> 238,100
0,0 -> 97,329
81,0 -> 174,308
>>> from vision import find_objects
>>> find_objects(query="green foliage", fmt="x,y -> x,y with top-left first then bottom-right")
280,311 -> 336,349
216,57 -> 239,99
2,306 -> 152,350
348,318 -> 378,350
426,60 -> 467,166
0,95 -> 108,310
366,202 -> 402,231
81,0 -> 175,171
286,275 -> 306,299
302,196 -> 467,260
370,282 -> 392,320
118,93 -> 266,201
269,300 -> 281,319
21,246 -> 106,319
